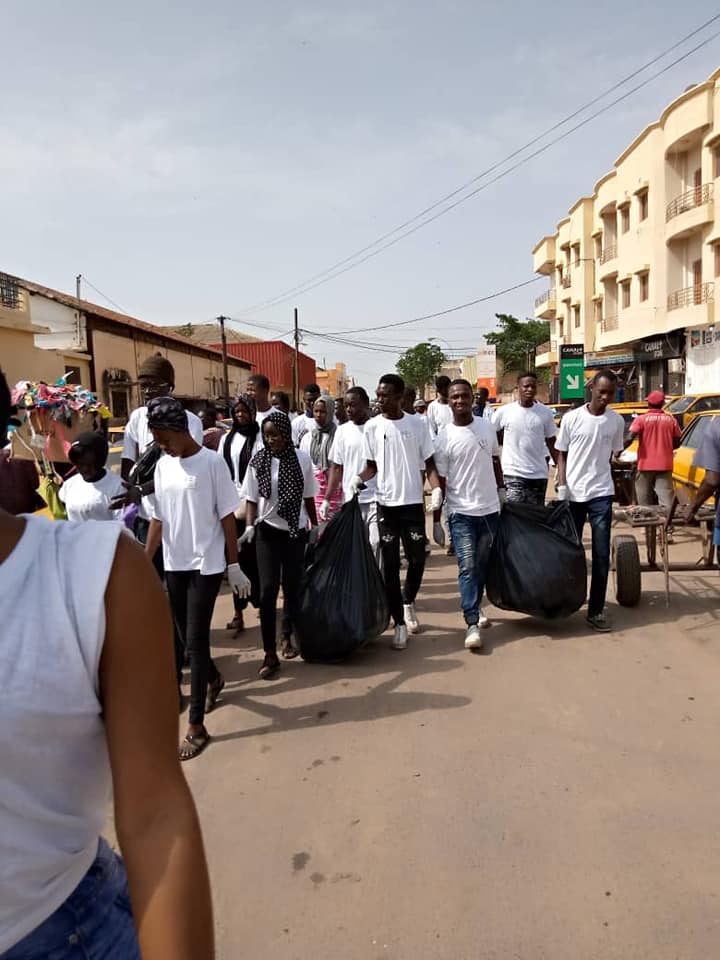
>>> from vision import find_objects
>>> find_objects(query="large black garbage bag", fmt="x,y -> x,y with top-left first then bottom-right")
486,500 -> 587,619
295,497 -> 389,661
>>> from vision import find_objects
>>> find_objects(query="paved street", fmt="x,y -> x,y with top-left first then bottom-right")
182,529 -> 720,960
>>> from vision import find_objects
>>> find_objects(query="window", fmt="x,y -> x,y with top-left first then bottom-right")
714,143 -> 720,179
683,415 -> 711,451
715,245 -> 720,278
64,365 -> 81,384
621,280 -> 631,309
639,272 -> 649,302
638,191 -> 648,221
620,206 -> 630,233
594,301 -> 603,323
573,305 -> 581,328
594,236 -> 602,259
572,244 -> 581,267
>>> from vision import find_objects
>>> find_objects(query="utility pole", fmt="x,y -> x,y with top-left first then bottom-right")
76,274 -> 82,301
293,307 -> 300,411
217,315 -> 230,413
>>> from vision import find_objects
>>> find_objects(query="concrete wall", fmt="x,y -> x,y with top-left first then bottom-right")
1,326 -> 91,387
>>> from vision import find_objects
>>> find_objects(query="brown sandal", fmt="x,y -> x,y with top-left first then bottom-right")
179,730 -> 211,761
280,634 -> 298,659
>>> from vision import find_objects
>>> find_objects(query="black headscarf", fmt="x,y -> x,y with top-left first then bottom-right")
223,394 -> 259,483
146,396 -> 188,432
250,410 -> 305,537
68,431 -> 109,467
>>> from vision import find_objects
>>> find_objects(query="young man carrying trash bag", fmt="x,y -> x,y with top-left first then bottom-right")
293,495 -> 389,662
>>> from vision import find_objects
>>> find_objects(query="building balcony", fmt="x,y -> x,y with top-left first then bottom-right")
667,282 -> 714,310
601,314 -> 619,332
561,272 -> 572,289
535,339 -> 557,367
599,244 -> 617,265
0,273 -> 36,332
533,236 -> 556,276
597,245 -> 618,280
665,183 -> 714,241
534,288 -> 557,319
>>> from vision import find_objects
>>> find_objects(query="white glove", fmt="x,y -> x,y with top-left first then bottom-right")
432,521 -> 446,547
430,486 -> 444,511
319,500 -> 331,522
556,485 -> 569,502
227,563 -> 251,598
498,486 -> 507,507
237,524 -> 255,547
349,475 -> 364,495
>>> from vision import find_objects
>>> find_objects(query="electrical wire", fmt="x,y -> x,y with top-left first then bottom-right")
234,16 -> 720,315
80,276 -> 129,315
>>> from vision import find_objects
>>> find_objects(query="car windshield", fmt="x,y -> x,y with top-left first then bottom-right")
667,396 -> 695,414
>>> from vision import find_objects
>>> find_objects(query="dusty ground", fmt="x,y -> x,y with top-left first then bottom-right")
181,525 -> 720,960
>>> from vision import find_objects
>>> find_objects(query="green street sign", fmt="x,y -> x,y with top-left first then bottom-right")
559,344 -> 585,400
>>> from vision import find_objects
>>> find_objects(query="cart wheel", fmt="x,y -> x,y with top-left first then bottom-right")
645,525 -> 657,566
613,534 -> 642,607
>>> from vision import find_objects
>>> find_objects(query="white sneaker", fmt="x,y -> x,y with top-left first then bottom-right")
464,624 -> 483,650
403,603 -> 419,634
478,607 -> 491,629
392,624 -> 408,650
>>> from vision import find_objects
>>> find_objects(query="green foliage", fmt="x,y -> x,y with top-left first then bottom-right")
484,314 -> 550,371
396,342 -> 447,391
177,322 -> 194,338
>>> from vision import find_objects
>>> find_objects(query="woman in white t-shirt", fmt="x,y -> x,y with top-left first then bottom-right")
144,397 -> 250,761
300,396 -> 342,520
242,411 -> 318,676
58,431 -> 125,523
0,372 -> 214,958
218,394 -> 263,634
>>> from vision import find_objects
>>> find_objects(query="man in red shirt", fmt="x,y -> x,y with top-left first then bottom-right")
630,390 -> 681,509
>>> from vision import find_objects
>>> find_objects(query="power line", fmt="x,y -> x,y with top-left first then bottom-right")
80,276 -> 129,315
234,16 -> 720,315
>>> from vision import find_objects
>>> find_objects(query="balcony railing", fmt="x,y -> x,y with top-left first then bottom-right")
534,289 -> 557,308
666,183 -> 713,222
599,244 -> 617,265
561,272 -> 572,289
536,340 -> 552,355
667,282 -> 715,311
601,314 -> 619,332
0,273 -> 22,310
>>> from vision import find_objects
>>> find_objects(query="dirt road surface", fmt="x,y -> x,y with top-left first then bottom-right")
182,528 -> 720,960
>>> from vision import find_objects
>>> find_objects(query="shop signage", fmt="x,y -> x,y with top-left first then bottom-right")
559,343 -> 585,400
634,333 -> 683,362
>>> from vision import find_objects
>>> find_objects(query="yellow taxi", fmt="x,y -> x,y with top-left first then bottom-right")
107,425 -> 125,474
665,394 -> 720,431
671,410 -> 720,506
548,403 -> 574,427
610,401 -> 646,446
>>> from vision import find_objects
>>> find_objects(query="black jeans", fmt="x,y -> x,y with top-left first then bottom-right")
233,517 -> 260,615
378,503 -> 427,625
255,522 -> 307,654
166,571 -> 222,726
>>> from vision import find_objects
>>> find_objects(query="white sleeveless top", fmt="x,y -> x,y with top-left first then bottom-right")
0,516 -> 122,952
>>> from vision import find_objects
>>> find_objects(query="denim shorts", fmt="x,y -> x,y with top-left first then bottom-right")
2,838 -> 141,960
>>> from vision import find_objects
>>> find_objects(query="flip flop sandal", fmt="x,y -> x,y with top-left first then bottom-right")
280,637 -> 298,660
205,676 -> 225,713
179,731 -> 211,762
258,657 -> 280,680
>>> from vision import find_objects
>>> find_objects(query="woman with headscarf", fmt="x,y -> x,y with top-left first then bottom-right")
218,394 -> 263,633
240,411 -> 318,675
300,396 -> 342,520
59,431 -> 125,523
143,397 -> 250,761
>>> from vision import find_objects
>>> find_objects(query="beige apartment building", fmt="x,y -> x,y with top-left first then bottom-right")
533,68 -> 720,399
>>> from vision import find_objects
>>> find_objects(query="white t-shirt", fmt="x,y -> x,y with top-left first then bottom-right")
291,413 -> 314,447
255,407 -> 273,428
475,405 -> 495,422
58,471 -> 126,523
217,431 -> 264,495
427,399 -> 453,437
152,446 -> 240,574
434,419 -> 500,517
363,413 -> 434,507
330,420 -> 377,504
555,405 -> 625,502
242,449 -> 317,533
492,401 -> 557,479
122,404 -> 204,520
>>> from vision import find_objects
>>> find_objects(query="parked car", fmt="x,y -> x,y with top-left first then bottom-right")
671,410 -> 720,506
666,394 -> 720,431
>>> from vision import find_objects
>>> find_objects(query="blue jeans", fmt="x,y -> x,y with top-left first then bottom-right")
448,512 -> 499,625
569,496 -> 613,618
2,839 -> 140,960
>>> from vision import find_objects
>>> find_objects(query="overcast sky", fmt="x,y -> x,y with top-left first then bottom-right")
3,1 -> 720,389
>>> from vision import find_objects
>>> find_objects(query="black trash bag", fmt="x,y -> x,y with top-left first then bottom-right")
295,497 -> 389,662
486,500 -> 587,619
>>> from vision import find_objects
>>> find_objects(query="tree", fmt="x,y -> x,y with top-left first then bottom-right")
484,313 -> 550,372
396,342 -> 446,392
